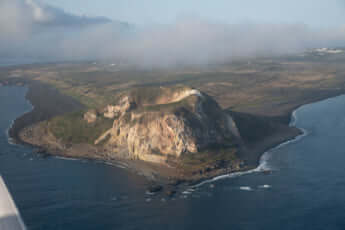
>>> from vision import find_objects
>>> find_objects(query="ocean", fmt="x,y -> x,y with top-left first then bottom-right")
1,84 -> 345,229
0,58 -> 41,67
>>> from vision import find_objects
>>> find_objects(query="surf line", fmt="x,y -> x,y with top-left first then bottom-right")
192,107 -> 309,188
6,86 -> 34,146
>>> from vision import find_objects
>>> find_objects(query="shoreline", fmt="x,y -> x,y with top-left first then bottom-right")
8,81 -> 84,146
193,107 -> 310,188
194,127 -> 308,188
5,81 -> 345,189
5,87 -> 33,146
194,93 -> 345,187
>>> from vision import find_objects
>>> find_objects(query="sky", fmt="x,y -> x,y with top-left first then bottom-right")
40,0 -> 345,27
1,0 -> 345,67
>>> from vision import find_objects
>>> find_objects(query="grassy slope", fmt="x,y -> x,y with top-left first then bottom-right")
2,52 -> 345,120
2,52 -> 345,168
48,111 -> 113,145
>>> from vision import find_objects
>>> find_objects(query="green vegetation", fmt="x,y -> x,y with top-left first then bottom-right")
128,85 -> 190,105
140,96 -> 196,113
180,147 -> 237,173
5,51 -> 345,119
48,111 -> 113,144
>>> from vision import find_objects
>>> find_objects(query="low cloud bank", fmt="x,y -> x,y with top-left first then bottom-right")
1,0 -> 345,67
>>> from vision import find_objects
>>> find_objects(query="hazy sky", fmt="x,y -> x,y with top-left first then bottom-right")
40,0 -> 345,27
1,0 -> 345,67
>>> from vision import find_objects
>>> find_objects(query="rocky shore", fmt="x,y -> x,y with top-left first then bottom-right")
5,81 -> 304,195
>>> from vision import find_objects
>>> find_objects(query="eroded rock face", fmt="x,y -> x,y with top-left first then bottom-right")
104,96 -> 134,119
84,110 -> 97,123
97,86 -> 241,164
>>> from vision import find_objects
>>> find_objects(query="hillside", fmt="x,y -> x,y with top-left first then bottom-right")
16,85 -> 300,182
2,51 -> 344,183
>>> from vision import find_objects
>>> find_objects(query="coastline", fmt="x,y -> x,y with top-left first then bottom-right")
5,84 -> 181,184
194,112 -> 309,188
5,80 -> 345,189
8,81 -> 84,146
5,87 -> 33,146
194,93 -> 345,187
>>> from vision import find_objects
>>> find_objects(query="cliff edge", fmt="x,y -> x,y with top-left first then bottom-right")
19,85 -> 300,182
92,86 -> 242,165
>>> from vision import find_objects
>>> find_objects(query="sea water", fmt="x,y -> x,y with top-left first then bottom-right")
2,85 -> 345,229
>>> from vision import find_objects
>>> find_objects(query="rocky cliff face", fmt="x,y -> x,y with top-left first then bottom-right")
92,86 -> 242,164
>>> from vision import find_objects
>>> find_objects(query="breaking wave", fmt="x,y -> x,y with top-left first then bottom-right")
6,118 -> 16,146
258,184 -> 271,189
55,156 -> 79,161
193,107 -> 309,188
239,186 -> 253,191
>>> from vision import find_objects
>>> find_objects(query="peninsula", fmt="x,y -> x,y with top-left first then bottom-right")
2,50 -> 345,188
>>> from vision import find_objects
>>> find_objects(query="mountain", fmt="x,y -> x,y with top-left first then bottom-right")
91,86 -> 242,164
18,85 -> 300,182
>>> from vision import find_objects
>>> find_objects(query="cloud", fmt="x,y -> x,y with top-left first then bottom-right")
0,0 -> 32,40
0,0 -> 113,58
25,0 -> 111,27
0,0 -> 111,38
62,19 -> 345,67
25,0 -> 50,23
1,0 -> 345,67
28,0 -> 111,26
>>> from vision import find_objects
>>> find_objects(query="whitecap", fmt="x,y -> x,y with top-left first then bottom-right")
145,191 -> 156,196
7,137 -> 16,146
182,188 -> 196,194
5,119 -> 16,146
115,165 -> 126,169
239,186 -> 253,191
104,162 -> 116,167
258,184 -> 271,189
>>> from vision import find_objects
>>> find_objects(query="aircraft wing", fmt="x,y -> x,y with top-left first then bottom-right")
0,176 -> 26,230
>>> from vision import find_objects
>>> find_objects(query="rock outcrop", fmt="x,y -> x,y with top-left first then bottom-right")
84,109 -> 98,123
103,96 -> 135,119
94,86 -> 242,164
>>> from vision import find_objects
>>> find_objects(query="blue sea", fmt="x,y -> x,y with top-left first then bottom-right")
1,85 -> 345,229
0,58 -> 42,67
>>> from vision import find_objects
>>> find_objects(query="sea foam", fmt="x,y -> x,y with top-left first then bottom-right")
55,156 -> 79,161
193,107 -> 309,188
239,186 -> 253,191
258,184 -> 271,189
